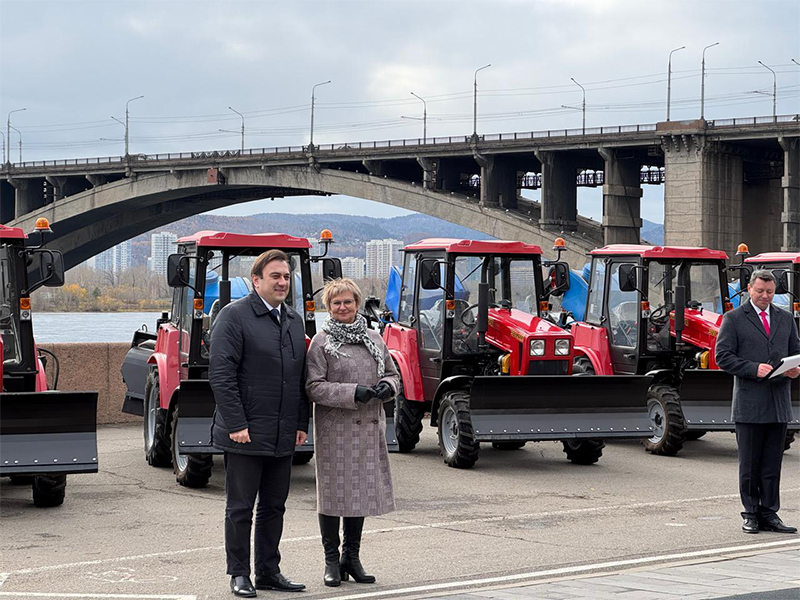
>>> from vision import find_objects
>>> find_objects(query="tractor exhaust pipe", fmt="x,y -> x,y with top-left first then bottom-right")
477,281 -> 489,350
674,284 -> 686,346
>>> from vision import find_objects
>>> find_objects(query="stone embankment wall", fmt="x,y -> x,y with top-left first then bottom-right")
40,343 -> 139,425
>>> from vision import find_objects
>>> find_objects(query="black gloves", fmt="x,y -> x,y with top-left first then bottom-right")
354,385 -> 376,404
372,381 -> 394,401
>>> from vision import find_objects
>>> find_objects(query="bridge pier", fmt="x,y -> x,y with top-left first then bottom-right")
474,153 -> 517,209
780,137 -> 800,251
598,147 -> 642,245
10,177 -> 46,217
0,180 -> 14,223
536,151 -> 578,232
435,158 -> 464,192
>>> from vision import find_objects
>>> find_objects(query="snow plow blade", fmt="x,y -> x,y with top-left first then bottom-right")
0,391 -> 98,475
469,375 -> 653,442
679,369 -> 800,432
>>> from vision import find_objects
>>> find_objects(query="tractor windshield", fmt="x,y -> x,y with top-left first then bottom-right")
0,244 -> 22,366
759,262 -> 793,309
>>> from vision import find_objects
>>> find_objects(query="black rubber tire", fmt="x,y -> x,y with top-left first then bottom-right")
572,356 -> 596,375
170,405 -> 213,488
784,431 -> 796,452
684,430 -> 707,441
9,475 -> 34,485
437,390 -> 480,469
562,439 -> 605,465
491,441 -> 526,450
394,389 -> 425,453
32,474 -> 66,507
642,384 -> 686,456
292,452 -> 314,465
143,368 -> 172,467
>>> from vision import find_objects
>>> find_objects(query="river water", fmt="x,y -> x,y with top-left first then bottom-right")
33,311 -> 329,343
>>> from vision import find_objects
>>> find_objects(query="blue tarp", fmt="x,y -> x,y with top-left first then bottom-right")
560,269 -> 589,321
203,271 -> 250,314
385,266 -> 402,318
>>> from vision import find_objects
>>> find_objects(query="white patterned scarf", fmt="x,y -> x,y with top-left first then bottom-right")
322,313 -> 385,377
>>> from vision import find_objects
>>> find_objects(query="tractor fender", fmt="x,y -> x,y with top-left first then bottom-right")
388,348 -> 424,401
147,351 -> 174,411
430,375 -> 473,427
645,368 -> 679,388
572,348 -> 615,376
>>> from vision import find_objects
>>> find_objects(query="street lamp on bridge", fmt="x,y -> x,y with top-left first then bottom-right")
125,95 -> 144,157
758,61 -> 777,120
9,125 -> 22,163
792,58 -> 800,68
410,92 -> 427,143
700,42 -> 719,120
228,106 -> 245,151
571,77 -> 586,134
666,45 -> 686,121
473,64 -> 491,139
6,107 -> 25,164
310,80 -> 331,151
0,131 -> 4,167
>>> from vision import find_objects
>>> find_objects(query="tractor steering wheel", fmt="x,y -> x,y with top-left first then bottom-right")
460,302 -> 500,327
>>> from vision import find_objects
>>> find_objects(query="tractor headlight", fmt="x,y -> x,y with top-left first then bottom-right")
530,339 -> 545,356
555,338 -> 571,356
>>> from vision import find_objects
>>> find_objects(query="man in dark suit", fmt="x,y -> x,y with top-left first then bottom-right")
716,269 -> 800,535
210,249 -> 309,596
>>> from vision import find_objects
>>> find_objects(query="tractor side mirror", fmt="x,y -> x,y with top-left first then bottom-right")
549,262 -> 571,296
419,259 -> 442,290
618,263 -> 639,293
774,270 -> 790,295
321,258 -> 342,282
167,254 -> 189,288
739,266 -> 751,291
26,249 -> 65,292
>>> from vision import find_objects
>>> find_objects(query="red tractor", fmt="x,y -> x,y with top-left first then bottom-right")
569,243 -> 799,456
381,238 -> 654,469
1,220 -> 98,506
121,230 -> 348,487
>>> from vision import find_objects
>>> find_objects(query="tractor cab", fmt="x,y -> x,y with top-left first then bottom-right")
1,220 -> 98,507
384,238 -> 653,469
744,250 -> 800,322
121,230 -> 342,487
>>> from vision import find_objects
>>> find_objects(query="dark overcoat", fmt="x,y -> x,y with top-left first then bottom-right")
209,291 -> 309,456
715,301 -> 800,423
306,329 -> 399,517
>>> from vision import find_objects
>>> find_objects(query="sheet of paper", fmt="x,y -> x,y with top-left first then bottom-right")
767,354 -> 800,379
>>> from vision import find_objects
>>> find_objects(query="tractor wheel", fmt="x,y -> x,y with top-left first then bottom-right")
562,439 -> 605,465
491,441 -> 526,450
572,356 -> 596,375
394,388 -> 425,453
292,452 -> 314,465
642,384 -> 686,456
437,390 -> 479,469
9,475 -> 33,485
684,430 -> 707,441
170,405 -> 213,488
32,474 -> 66,507
784,431 -> 796,452
143,368 -> 172,467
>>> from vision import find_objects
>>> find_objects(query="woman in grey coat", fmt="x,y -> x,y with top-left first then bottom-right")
306,278 -> 400,587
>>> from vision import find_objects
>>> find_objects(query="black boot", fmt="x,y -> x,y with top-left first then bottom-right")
340,517 -> 376,584
318,514 -> 341,587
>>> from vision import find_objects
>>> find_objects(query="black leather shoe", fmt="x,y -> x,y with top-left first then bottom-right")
742,517 -> 759,534
255,572 -> 305,592
759,516 -> 798,533
230,576 -> 256,598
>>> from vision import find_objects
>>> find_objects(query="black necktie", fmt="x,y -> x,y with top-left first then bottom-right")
270,308 -> 280,324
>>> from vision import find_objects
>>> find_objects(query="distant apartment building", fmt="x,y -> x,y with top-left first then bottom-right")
365,238 -> 403,279
150,232 -> 178,276
341,257 -> 365,279
92,240 -> 132,274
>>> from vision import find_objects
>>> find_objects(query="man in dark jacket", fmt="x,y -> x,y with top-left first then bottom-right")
210,249 -> 309,596
716,269 -> 800,535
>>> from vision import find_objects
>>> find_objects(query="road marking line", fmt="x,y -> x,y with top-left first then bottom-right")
3,488 -> 797,582
0,594 -> 195,599
328,539 -> 800,600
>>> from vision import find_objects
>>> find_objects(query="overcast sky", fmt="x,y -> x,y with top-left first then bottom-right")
2,0 -> 798,224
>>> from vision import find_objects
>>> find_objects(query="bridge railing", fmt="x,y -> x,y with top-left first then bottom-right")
5,114 -> 798,170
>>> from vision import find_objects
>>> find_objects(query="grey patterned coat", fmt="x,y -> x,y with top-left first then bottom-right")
306,329 -> 400,517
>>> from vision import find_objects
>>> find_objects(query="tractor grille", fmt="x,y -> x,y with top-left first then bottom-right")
527,360 -> 570,375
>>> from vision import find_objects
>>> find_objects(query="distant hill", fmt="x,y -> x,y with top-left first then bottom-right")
129,212 -> 664,266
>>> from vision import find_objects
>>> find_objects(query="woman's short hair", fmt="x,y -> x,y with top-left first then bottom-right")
322,278 -> 363,310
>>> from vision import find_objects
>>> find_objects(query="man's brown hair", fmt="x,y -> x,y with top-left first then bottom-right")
251,249 -> 290,278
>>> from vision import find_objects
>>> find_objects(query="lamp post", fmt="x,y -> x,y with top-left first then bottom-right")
125,95 -> 144,156
410,92 -> 427,143
228,106 -> 245,151
310,80 -> 331,150
571,77 -> 586,133
792,58 -> 800,68
0,131 -> 4,167
473,64 -> 491,138
667,45 -> 686,121
9,125 -> 22,162
701,42 -> 719,120
758,61 -> 777,119
6,107 -> 25,164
